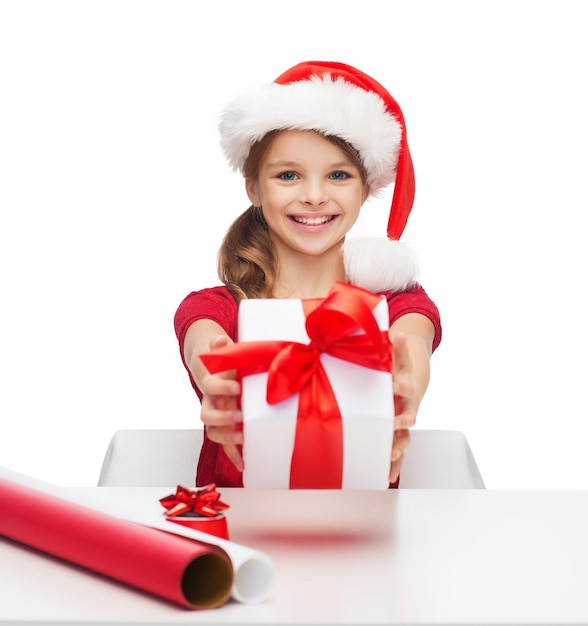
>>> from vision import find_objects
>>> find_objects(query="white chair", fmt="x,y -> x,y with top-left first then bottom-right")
98,428 -> 485,489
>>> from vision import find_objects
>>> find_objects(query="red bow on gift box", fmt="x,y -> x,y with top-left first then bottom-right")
160,484 -> 230,518
200,281 -> 393,489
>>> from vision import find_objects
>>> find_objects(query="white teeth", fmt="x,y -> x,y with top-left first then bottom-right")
292,215 -> 333,225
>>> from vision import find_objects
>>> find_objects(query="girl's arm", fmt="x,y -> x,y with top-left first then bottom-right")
183,319 -> 244,471
183,310 -> 435,481
388,312 -> 435,483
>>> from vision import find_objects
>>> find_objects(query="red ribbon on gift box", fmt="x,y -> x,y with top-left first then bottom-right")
160,484 -> 230,518
200,281 -> 392,489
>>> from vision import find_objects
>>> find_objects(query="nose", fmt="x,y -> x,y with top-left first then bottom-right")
301,178 -> 328,207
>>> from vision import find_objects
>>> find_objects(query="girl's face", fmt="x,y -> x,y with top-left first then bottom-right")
246,130 -> 369,261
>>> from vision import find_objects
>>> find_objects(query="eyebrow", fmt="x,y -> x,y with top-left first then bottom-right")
265,160 -> 298,168
265,159 -> 354,169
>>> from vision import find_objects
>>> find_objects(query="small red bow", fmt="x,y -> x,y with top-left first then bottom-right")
159,484 -> 229,518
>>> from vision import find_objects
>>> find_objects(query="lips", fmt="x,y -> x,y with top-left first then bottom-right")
290,215 -> 336,225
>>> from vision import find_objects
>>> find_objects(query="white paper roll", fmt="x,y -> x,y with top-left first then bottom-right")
0,465 -> 274,604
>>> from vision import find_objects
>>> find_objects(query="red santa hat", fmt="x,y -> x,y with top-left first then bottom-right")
219,60 -> 418,293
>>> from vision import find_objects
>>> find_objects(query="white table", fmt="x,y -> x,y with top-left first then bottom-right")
1,488 -> 588,625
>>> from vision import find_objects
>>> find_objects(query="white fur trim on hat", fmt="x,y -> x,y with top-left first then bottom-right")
342,237 -> 419,293
219,76 -> 402,195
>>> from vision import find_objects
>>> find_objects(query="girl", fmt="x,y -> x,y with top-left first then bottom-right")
174,61 -> 442,488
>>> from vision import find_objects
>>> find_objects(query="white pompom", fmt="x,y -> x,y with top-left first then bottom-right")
342,237 -> 419,293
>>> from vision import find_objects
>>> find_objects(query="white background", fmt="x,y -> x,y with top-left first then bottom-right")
1,1 -> 586,489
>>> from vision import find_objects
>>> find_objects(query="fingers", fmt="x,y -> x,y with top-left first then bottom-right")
391,428 -> 410,463
392,333 -> 412,376
201,404 -> 242,428
393,372 -> 417,430
206,422 -> 244,472
200,337 -> 244,471
200,380 -> 242,438
390,332 -> 418,481
185,331 -> 244,472
201,401 -> 244,472
201,373 -> 242,429
201,375 -> 240,401
389,428 -> 410,484
394,400 -> 417,430
389,454 -> 404,485
391,332 -> 417,430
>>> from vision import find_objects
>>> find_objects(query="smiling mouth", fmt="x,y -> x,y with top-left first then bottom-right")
290,215 -> 336,225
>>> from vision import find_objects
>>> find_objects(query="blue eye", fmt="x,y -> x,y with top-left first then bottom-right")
278,171 -> 298,181
330,171 -> 350,180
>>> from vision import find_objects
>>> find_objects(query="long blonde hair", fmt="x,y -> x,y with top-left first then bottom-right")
218,130 -> 367,302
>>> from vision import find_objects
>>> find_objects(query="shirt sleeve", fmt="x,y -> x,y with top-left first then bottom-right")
173,286 -> 239,398
385,283 -> 442,352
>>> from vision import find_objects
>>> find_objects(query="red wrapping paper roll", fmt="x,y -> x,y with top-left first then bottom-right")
0,478 -> 233,609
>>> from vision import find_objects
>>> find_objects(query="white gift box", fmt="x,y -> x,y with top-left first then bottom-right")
238,295 -> 394,490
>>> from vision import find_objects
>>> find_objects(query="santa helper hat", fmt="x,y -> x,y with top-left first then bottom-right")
219,60 -> 418,293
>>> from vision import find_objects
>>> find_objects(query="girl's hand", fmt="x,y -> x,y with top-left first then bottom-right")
389,333 -> 418,484
199,335 -> 244,471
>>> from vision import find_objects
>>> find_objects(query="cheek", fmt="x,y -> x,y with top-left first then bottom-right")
261,186 -> 293,210
342,191 -> 364,216
348,208 -> 361,227
346,200 -> 363,226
